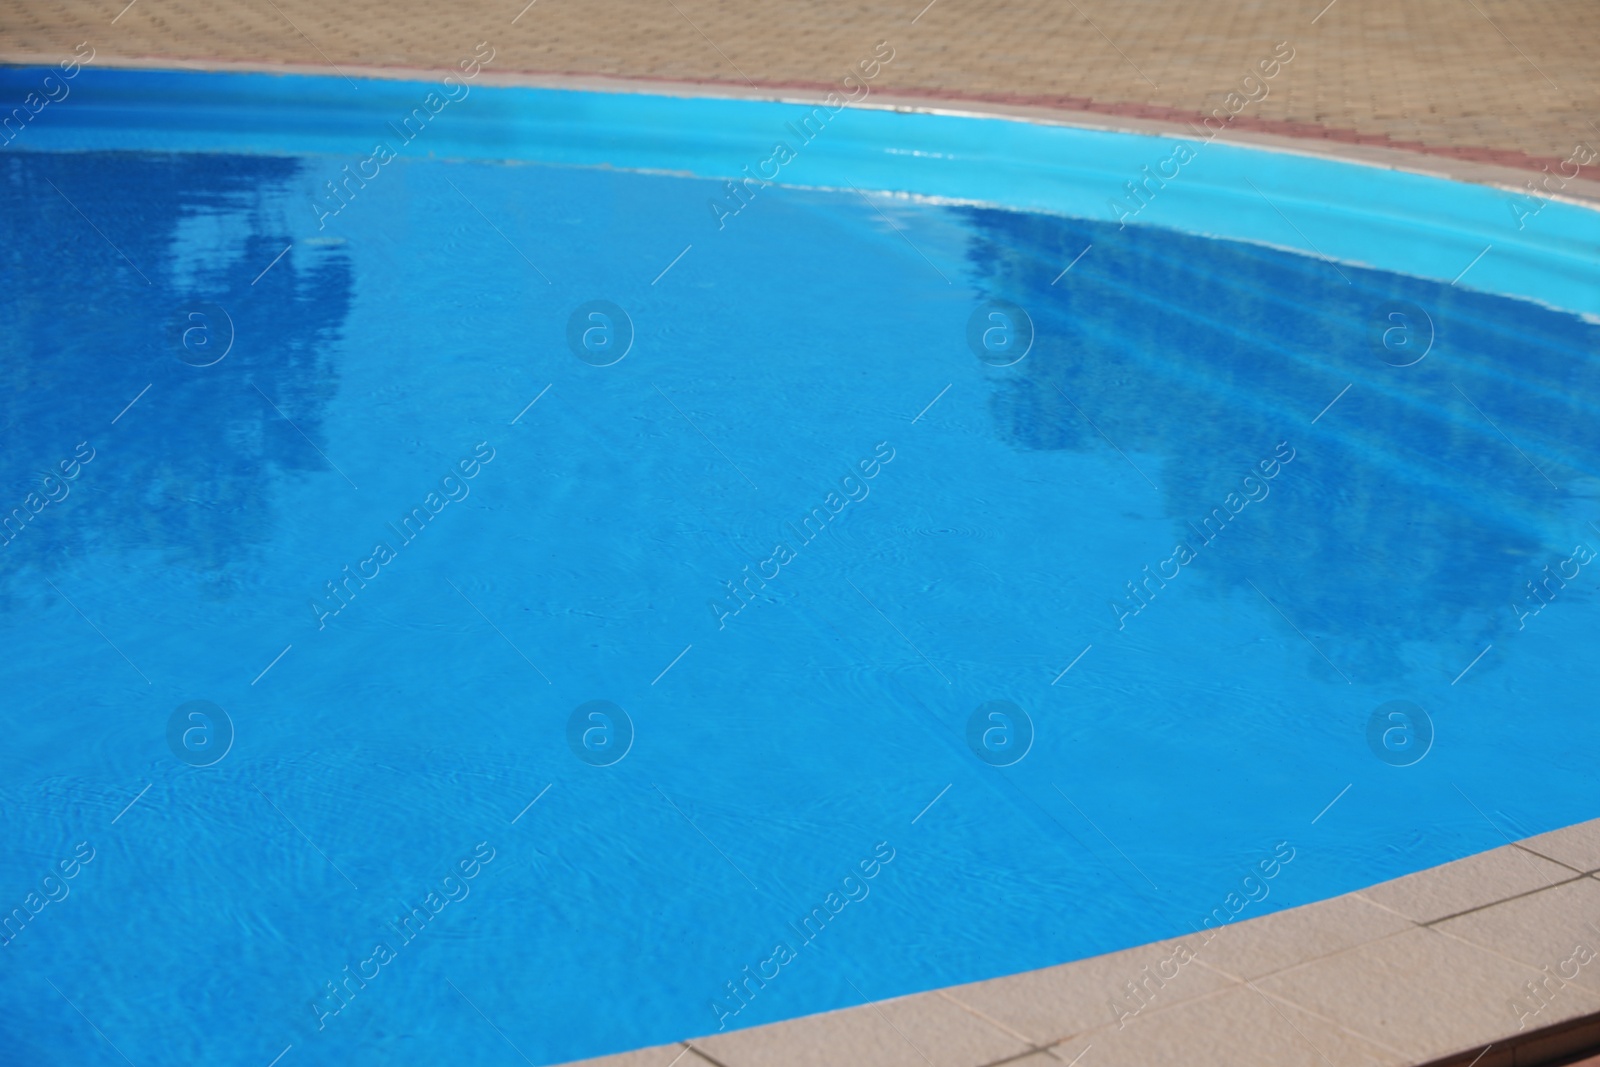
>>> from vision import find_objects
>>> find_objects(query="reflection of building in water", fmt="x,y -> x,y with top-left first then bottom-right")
0,152 -> 352,588
957,204 -> 1600,679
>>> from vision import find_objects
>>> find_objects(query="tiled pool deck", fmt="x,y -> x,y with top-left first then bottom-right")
5,2 -> 1599,1063
569,819 -> 1600,1067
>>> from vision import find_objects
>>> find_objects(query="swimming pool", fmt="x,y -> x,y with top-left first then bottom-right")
3,66 -> 1599,1066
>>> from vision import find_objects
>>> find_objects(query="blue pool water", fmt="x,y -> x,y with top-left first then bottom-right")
3,70 -> 1600,1066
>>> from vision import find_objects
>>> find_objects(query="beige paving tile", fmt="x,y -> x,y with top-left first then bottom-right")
1256,926 -> 1600,1061
560,1044 -> 719,1067
1356,845 -> 1579,924
1518,819 -> 1600,874
1434,877 -> 1600,996
692,991 -> 1032,1067
1196,892 -> 1416,982
938,934 -> 1233,1046
1053,984 -> 1404,1067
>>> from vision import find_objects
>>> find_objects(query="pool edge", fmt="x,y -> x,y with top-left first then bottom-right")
4,51 -> 1598,211
562,816 -> 1600,1067
6,61 -> 1600,320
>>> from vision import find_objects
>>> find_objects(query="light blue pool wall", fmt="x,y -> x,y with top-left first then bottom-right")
2,66 -> 1596,318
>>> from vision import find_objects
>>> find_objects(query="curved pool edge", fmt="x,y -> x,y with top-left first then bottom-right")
4,64 -> 1599,320
5,50 -> 1597,194
565,815 -> 1600,1067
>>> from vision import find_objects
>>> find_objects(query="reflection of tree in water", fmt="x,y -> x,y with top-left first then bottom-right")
0,151 -> 350,590
959,205 -> 1600,680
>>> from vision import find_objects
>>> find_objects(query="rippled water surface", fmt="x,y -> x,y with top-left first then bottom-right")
2,144 -> 1598,1065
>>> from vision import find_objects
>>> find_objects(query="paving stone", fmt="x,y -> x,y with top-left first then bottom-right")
560,1044 -> 720,1067
692,991 -> 1031,1067
1052,984 -> 1406,1067
1195,891 -> 1415,982
1356,844 -> 1580,925
1256,926 -> 1600,1062
938,933 -> 1232,1046
1518,818 -> 1600,874
1434,876 -> 1600,997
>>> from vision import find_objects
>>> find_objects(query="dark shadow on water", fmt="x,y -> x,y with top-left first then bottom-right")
0,151 -> 351,593
958,205 -> 1600,681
